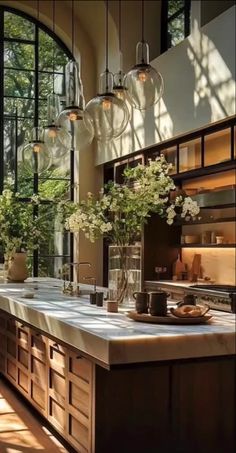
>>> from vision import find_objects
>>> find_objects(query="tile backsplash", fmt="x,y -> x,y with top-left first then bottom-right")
182,248 -> 236,285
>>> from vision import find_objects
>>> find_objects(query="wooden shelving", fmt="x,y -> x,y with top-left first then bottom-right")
176,244 -> 236,248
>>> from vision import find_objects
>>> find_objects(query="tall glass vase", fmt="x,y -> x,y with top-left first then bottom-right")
108,245 -> 141,306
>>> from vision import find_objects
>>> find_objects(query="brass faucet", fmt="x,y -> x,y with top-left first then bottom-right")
71,262 -> 92,295
84,276 -> 97,293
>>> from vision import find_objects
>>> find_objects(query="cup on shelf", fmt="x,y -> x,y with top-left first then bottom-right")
216,236 -> 224,244
133,291 -> 149,314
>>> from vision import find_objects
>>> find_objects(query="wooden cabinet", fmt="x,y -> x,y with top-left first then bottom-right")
0,309 -> 235,453
0,310 -> 94,453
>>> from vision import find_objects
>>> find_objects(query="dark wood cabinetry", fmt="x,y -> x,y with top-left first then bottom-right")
104,118 -> 236,285
0,309 -> 235,453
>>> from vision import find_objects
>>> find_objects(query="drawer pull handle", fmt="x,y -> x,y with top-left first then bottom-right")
76,355 -> 83,360
35,333 -> 40,337
53,343 -> 59,348
20,324 -> 25,328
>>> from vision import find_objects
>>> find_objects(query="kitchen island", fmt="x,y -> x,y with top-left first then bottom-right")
0,279 -> 235,453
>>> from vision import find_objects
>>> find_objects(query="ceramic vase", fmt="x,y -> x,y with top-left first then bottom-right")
7,252 -> 28,283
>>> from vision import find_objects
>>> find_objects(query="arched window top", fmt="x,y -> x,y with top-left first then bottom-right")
0,6 -> 74,277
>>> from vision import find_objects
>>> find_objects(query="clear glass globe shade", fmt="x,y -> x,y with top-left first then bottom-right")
22,142 -> 52,174
44,125 -> 70,157
75,115 -> 94,150
85,94 -> 129,141
125,64 -> 164,110
58,107 -> 94,149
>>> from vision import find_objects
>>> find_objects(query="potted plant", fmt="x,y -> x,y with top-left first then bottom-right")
0,189 -> 41,282
65,156 -> 200,304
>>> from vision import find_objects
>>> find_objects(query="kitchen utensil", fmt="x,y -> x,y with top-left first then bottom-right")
173,254 -> 185,279
189,254 -> 201,282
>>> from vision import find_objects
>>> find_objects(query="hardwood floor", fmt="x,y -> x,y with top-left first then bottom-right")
0,379 -> 69,452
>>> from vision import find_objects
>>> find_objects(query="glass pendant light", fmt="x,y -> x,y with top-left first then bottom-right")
22,127 -> 52,174
43,0 -> 70,156
112,0 -> 128,102
124,0 -> 164,110
85,0 -> 129,142
57,0 -> 94,150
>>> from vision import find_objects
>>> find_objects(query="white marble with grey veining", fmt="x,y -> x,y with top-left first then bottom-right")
0,278 -> 235,367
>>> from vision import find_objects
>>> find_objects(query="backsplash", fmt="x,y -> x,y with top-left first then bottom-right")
182,248 -> 236,285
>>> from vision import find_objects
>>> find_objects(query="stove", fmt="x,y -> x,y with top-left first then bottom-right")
186,284 -> 236,313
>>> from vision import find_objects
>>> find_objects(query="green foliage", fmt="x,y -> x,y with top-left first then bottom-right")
66,157 -> 200,246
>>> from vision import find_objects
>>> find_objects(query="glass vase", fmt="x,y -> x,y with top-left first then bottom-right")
108,245 -> 142,306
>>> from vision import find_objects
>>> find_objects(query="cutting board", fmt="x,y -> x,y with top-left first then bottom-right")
189,254 -> 201,282
173,254 -> 185,278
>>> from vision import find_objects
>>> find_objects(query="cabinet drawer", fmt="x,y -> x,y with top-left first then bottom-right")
18,368 -> 28,393
18,326 -> 29,350
69,354 -> 92,383
31,332 -> 47,362
0,352 -> 5,373
0,312 -> 6,331
31,381 -> 46,412
7,337 -> 16,358
69,380 -> 90,418
50,368 -> 66,403
49,340 -> 66,375
49,397 -> 66,432
18,346 -> 29,369
7,318 -> 16,337
0,331 -> 6,353
6,358 -> 16,381
31,356 -> 46,387
69,413 -> 89,452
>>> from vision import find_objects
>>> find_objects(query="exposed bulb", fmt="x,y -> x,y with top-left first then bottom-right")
125,40 -> 164,110
68,110 -> 82,121
48,127 -> 57,138
33,143 -> 42,153
102,98 -> 112,111
138,70 -> 149,82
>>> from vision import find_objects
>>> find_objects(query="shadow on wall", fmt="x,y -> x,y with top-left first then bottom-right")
96,8 -> 235,165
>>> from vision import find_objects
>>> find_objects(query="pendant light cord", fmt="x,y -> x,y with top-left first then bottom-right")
52,0 -> 55,94
119,0 -> 121,53
141,0 -> 144,43
105,0 -> 109,90
72,0 -> 74,57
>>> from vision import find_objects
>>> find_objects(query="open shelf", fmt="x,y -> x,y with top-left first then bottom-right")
176,217 -> 236,226
176,244 -> 236,248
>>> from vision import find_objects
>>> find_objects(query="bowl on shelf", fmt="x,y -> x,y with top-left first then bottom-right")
184,235 -> 199,244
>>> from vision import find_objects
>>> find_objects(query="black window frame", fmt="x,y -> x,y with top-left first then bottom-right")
0,6 -> 74,278
161,0 -> 191,53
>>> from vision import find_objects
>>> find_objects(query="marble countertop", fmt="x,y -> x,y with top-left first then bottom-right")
0,278 -> 235,367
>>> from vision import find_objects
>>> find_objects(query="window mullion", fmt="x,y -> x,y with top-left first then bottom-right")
0,7 -> 4,193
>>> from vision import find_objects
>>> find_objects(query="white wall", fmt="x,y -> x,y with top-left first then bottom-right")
95,5 -> 236,165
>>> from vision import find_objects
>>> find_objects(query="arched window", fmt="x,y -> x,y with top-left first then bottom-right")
0,7 -> 73,277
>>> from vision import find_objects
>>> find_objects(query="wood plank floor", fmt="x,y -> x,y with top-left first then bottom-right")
0,379 -> 69,452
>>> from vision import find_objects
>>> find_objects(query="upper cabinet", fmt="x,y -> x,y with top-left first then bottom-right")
204,128 -> 231,167
179,137 -> 201,173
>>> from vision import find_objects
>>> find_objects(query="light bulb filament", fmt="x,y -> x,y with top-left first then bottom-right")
102,98 -> 112,111
138,71 -> 148,82
33,144 -> 41,153
48,127 -> 57,138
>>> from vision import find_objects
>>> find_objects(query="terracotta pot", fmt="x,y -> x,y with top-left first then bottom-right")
7,252 -> 28,283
